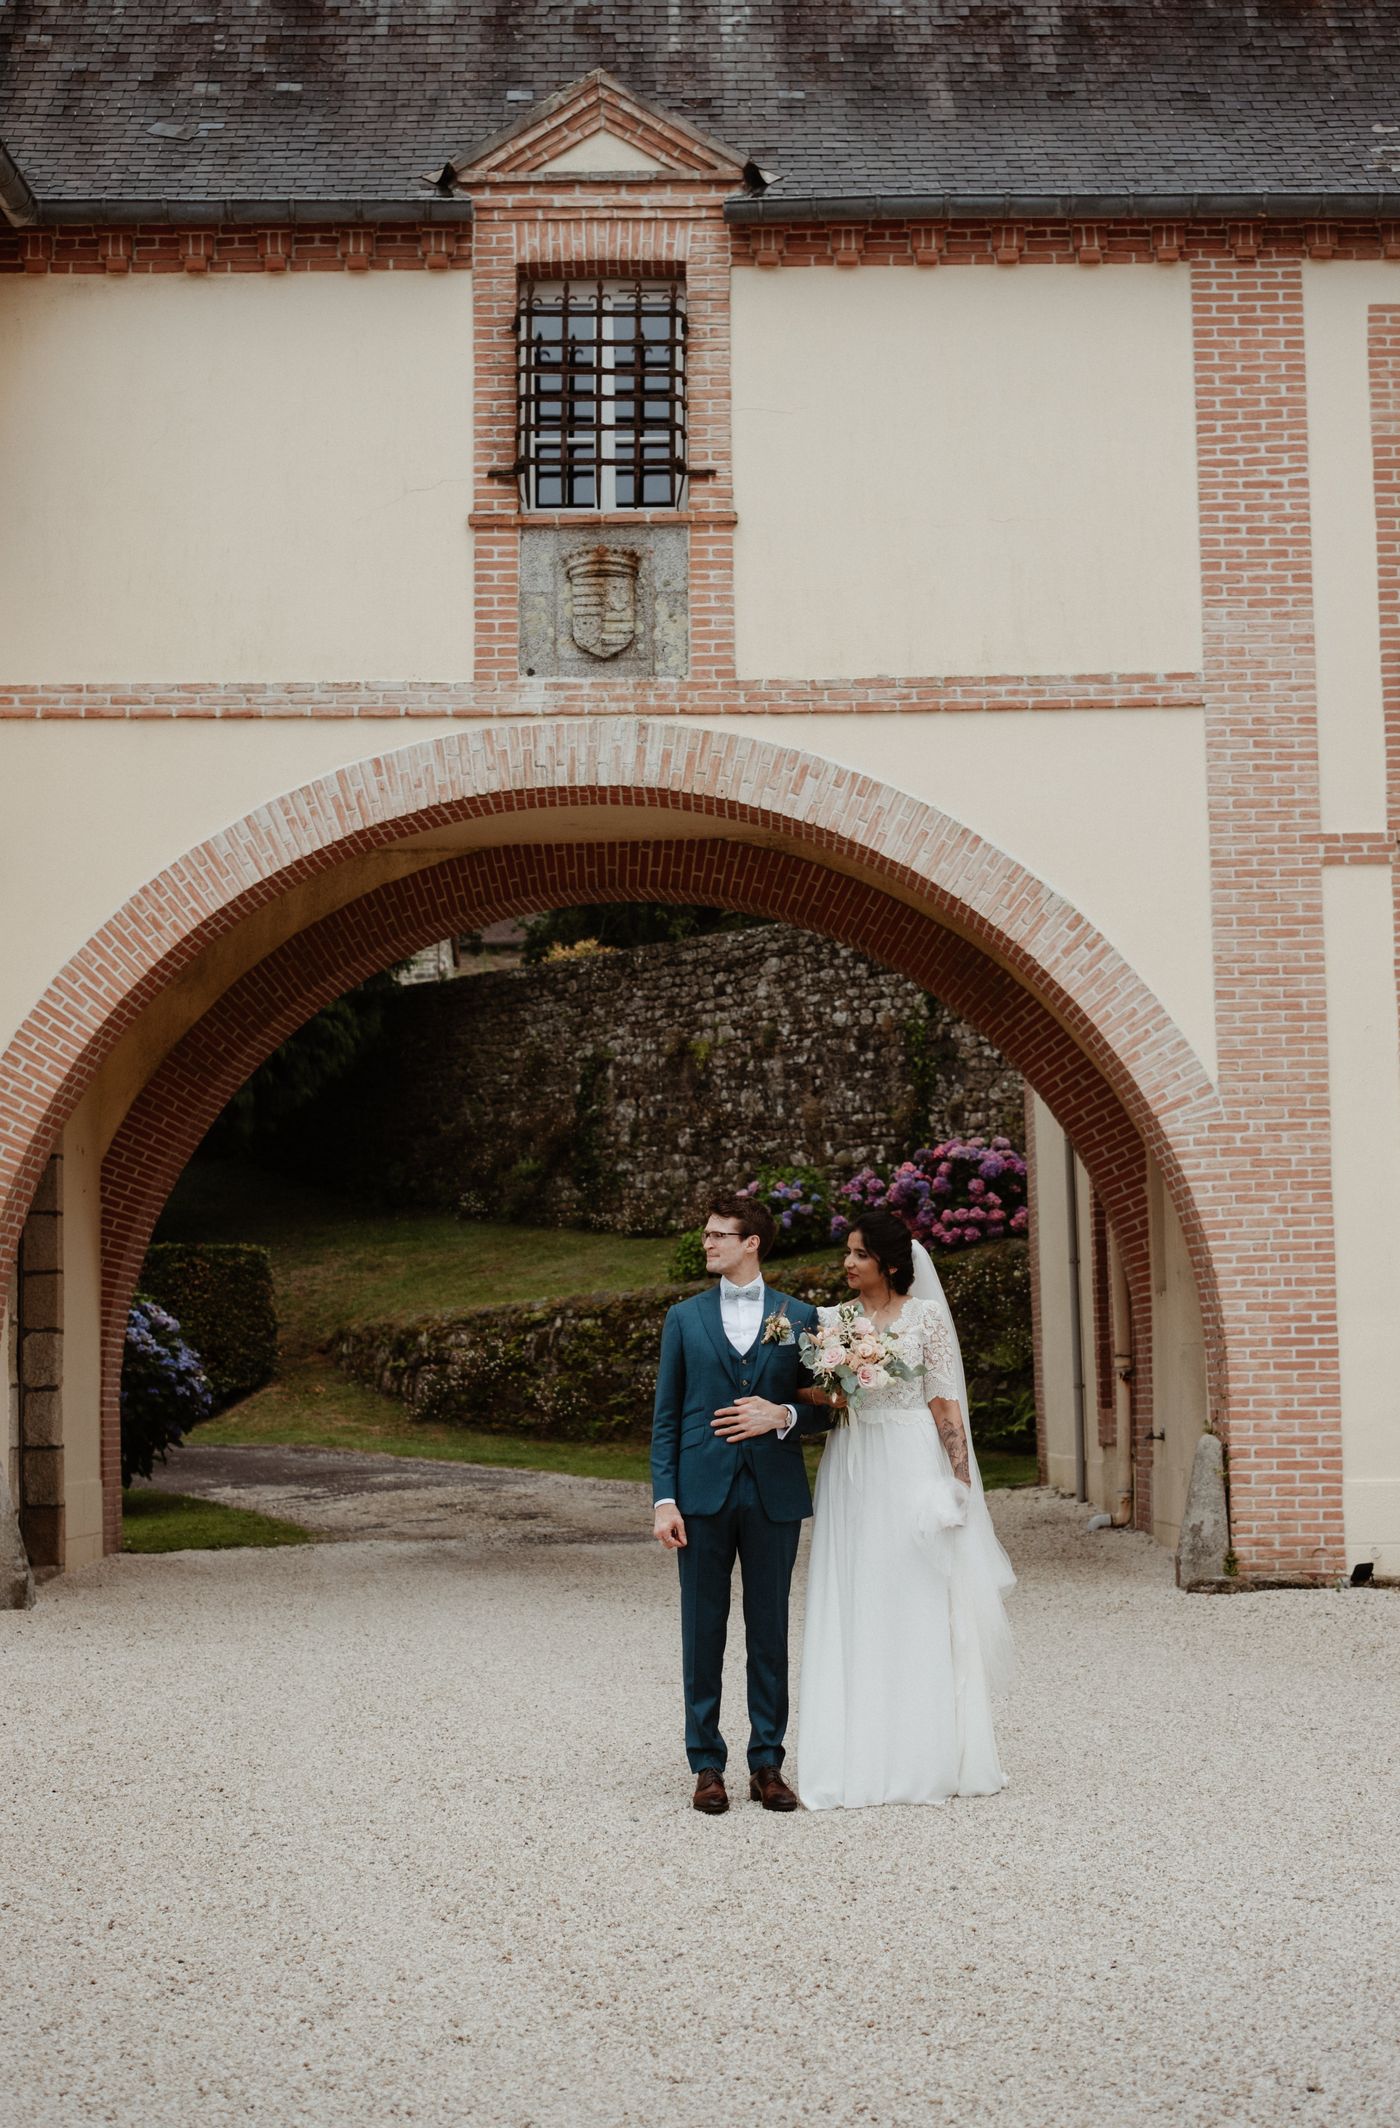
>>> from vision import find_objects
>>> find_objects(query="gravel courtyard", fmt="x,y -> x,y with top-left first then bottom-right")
2,1485 -> 1397,2128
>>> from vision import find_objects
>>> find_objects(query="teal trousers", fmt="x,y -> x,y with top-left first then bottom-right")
677,1461 -> 802,1774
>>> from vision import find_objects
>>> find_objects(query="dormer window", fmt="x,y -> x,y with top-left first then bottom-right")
516,279 -> 687,511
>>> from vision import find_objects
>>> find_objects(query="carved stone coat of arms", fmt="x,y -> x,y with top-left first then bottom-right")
565,546 -> 641,659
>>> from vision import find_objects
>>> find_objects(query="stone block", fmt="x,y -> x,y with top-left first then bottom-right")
21,1270 -> 63,1331
21,1210 -> 61,1273
21,1331 -> 62,1390
519,525 -> 688,677
21,1389 -> 62,1446
21,1444 -> 63,1508
19,1503 -> 62,1574
1176,1431 -> 1230,1590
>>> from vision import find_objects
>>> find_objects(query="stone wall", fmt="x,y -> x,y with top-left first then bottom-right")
280,924 -> 1023,1235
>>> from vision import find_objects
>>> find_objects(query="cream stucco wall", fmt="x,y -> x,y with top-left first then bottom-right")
538,130 -> 666,172
1303,263 -> 1394,833
1146,1158 -> 1208,1554
712,711 -> 1218,1077
1323,864 -> 1400,1575
1029,1094 -> 1091,1501
730,264 -> 1204,679
1031,1095 -> 1207,1548
0,273 -> 475,683
0,712 -> 1218,1088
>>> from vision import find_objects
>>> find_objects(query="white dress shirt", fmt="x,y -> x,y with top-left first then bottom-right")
654,1272 -> 797,1514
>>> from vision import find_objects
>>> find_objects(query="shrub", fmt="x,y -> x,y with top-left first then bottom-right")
139,1243 -> 278,1409
343,1288 -> 674,1446
544,937 -> 615,962
832,1137 -> 1029,1251
336,1241 -> 1033,1454
667,1228 -> 708,1282
121,1300 -> 213,1487
737,1165 -> 830,1258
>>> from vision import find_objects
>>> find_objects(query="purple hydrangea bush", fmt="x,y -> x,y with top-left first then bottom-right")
120,1298 -> 213,1487
831,1136 -> 1029,1252
737,1166 -> 829,1258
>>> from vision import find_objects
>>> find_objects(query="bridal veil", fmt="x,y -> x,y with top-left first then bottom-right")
909,1237 -> 1019,1697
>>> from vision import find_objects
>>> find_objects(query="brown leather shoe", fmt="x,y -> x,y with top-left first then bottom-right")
692,1768 -> 729,1815
749,1765 -> 800,1812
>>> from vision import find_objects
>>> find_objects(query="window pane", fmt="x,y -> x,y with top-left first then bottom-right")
520,278 -> 684,511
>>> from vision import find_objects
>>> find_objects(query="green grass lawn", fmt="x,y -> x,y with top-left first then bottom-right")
163,1160 -> 1038,1493
122,1487 -> 316,1553
156,1159 -> 681,1357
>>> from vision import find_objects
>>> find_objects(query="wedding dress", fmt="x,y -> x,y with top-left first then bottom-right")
796,1241 -> 1016,1810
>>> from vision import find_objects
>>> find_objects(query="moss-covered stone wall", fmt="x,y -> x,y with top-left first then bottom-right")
280,924 -> 1023,1235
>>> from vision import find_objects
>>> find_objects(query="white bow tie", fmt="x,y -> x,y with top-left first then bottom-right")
721,1279 -> 761,1302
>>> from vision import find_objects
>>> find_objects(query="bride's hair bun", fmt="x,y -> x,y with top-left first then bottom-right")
848,1207 -> 915,1295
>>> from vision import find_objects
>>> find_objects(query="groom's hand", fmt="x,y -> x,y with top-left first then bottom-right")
653,1505 -> 687,1550
712,1397 -> 789,1441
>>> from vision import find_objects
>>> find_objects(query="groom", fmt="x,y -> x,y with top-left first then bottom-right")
651,1193 -> 822,1814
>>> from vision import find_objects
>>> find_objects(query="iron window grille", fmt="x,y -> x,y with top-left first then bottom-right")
515,279 -> 687,511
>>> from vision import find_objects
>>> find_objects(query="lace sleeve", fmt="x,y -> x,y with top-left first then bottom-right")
920,1301 -> 960,1403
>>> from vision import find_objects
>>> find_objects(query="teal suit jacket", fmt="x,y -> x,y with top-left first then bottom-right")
650,1283 -> 822,1521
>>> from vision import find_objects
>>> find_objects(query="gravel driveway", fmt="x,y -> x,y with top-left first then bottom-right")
143,1440 -> 653,1547
2,1485 -> 1396,2127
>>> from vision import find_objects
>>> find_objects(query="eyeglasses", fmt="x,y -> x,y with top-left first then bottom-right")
702,1226 -> 744,1242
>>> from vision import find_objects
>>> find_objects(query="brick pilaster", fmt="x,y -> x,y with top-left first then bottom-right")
1192,259 -> 1344,1577
1366,308 -> 1400,1045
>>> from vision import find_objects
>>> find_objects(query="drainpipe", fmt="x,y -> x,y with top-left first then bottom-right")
1065,1139 -> 1088,1502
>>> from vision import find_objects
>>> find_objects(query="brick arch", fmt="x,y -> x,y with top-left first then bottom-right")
0,718 -> 1223,1287
99,839 -> 1169,1555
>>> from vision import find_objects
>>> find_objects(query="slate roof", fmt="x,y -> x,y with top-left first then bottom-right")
2,1 -> 1399,221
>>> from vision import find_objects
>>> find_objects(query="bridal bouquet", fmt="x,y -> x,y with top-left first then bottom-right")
798,1302 -> 920,1422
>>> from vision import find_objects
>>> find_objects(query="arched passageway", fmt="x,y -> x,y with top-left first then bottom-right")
0,720 -> 1310,1574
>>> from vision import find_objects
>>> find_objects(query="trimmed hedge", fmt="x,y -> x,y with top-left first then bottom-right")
139,1243 -> 278,1409
336,1241 -> 1032,1451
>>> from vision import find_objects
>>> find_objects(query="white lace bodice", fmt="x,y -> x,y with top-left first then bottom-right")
816,1295 -> 960,1413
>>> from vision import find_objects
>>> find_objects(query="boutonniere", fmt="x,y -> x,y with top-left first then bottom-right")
762,1307 -> 794,1346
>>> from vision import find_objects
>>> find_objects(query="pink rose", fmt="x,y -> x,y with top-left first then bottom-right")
856,1362 -> 879,1389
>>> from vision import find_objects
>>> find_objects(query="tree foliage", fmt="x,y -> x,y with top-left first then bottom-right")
520,903 -> 765,965
204,970 -> 402,1156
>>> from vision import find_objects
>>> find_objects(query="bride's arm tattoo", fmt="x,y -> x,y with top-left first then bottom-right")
931,1397 -> 970,1485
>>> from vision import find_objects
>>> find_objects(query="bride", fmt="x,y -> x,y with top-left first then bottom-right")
795,1207 -> 1017,1810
